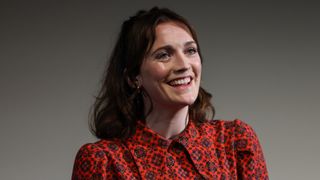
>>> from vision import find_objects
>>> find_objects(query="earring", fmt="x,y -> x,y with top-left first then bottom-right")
135,80 -> 141,93
136,85 -> 141,93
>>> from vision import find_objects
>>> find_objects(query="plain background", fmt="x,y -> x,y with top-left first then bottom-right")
1,0 -> 319,179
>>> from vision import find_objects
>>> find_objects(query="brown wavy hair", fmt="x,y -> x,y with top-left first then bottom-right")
90,7 -> 215,139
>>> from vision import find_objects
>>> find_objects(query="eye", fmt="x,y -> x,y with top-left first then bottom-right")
185,47 -> 198,55
154,51 -> 171,61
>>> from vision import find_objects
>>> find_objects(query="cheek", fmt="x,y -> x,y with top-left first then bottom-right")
197,62 -> 202,73
193,59 -> 202,76
140,64 -> 169,87
143,64 -> 168,80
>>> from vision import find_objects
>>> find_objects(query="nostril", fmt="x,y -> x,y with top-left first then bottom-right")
174,67 -> 190,74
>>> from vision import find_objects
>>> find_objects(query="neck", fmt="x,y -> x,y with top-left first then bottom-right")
145,105 -> 189,139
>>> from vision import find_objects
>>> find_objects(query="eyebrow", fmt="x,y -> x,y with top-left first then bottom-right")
149,41 -> 196,56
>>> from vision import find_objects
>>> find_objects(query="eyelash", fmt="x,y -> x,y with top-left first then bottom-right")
185,47 -> 198,55
155,51 -> 171,60
154,47 -> 198,61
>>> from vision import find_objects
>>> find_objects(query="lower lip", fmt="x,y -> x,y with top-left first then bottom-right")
168,81 -> 192,90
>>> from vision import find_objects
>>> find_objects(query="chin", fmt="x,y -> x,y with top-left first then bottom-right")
175,96 -> 198,107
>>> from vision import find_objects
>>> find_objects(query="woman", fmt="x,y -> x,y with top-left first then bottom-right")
72,7 -> 269,179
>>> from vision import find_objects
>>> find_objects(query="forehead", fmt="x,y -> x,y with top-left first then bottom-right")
156,21 -> 192,34
151,22 -> 195,47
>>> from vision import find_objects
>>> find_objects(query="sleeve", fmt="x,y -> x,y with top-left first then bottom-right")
72,143 -> 108,180
233,119 -> 269,180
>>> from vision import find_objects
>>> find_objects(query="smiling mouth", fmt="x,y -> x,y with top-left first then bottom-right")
167,76 -> 192,86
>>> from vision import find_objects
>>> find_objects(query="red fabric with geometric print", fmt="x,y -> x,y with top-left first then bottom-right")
72,119 -> 269,179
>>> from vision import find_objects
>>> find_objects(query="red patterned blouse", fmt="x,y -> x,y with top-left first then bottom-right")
72,119 -> 268,179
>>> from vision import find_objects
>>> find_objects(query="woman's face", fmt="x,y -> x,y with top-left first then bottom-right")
137,22 -> 202,109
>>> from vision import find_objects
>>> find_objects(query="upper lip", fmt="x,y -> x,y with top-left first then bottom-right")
167,75 -> 193,83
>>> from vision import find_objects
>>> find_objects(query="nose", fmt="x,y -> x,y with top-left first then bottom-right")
173,52 -> 190,74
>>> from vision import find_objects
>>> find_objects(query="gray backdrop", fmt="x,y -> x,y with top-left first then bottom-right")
1,0 -> 319,179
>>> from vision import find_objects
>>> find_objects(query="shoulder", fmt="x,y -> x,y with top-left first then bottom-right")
72,141 -> 110,168
203,119 -> 256,132
197,119 -> 268,178
74,139 -> 125,158
200,119 -> 254,134
200,119 -> 261,149
72,139 -> 125,179
74,142 -> 106,160
72,142 -> 108,179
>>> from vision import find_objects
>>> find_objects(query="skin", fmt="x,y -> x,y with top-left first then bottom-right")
136,22 -> 202,139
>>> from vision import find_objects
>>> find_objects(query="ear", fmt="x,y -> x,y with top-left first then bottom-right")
135,75 -> 142,87
127,75 -> 142,89
126,76 -> 135,88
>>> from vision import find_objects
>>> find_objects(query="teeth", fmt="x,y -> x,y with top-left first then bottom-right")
169,77 -> 191,86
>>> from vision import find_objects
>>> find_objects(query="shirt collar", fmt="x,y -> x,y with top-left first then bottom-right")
128,120 -> 201,149
125,120 -> 218,179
